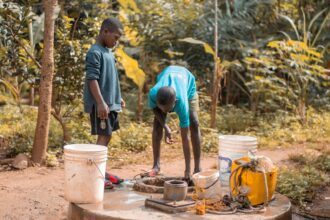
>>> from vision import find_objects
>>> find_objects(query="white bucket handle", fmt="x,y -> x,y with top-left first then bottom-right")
203,178 -> 219,190
87,158 -> 106,182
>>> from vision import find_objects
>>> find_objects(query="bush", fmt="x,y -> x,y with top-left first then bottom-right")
110,123 -> 151,153
201,127 -> 218,153
289,151 -> 330,172
217,105 -> 257,133
277,166 -> 329,205
277,151 -> 330,206
0,105 -> 63,157
66,111 -> 96,145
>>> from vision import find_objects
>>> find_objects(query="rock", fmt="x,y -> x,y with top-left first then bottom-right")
12,153 -> 29,169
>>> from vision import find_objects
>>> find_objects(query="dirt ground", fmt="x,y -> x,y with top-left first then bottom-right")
0,146 -> 323,220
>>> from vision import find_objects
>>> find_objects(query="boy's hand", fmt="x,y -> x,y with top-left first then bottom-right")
121,99 -> 126,108
165,126 -> 174,144
97,102 -> 109,119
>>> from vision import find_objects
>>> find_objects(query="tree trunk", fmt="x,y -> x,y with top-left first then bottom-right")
28,6 -> 35,106
210,67 -> 222,128
210,0 -> 219,128
29,87 -> 35,105
297,99 -> 306,126
32,0 -> 57,164
136,88 -> 143,123
226,72 -> 230,105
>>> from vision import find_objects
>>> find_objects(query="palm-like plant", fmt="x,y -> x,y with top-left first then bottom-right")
0,78 -> 18,100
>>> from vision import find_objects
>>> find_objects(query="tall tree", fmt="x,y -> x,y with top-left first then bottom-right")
210,0 -> 219,128
32,0 -> 57,164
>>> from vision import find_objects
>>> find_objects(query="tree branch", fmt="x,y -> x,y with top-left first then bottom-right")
14,36 -> 42,69
4,23 -> 42,69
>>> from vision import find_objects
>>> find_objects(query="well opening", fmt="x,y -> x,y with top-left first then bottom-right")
133,177 -> 194,194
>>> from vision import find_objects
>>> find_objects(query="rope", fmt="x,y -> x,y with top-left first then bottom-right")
87,158 -> 106,182
207,208 -> 237,215
228,159 -> 270,213
199,175 -> 219,190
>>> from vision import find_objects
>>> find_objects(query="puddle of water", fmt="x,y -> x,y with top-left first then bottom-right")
102,190 -> 148,211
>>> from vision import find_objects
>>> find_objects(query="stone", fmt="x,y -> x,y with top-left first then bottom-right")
68,190 -> 292,220
12,153 -> 29,169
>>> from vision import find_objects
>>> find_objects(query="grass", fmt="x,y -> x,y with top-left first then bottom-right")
277,150 -> 330,206
1,102 -> 330,158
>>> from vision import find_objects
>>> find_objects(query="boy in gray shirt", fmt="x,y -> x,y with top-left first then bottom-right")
83,18 -> 125,146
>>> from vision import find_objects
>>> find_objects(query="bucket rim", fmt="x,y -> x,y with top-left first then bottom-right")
219,135 -> 257,142
192,169 -> 219,179
64,144 -> 107,152
219,143 -> 258,147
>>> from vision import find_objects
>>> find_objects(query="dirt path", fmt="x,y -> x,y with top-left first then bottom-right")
0,147 -> 300,220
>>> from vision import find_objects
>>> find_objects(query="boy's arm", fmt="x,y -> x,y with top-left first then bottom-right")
89,80 -> 109,119
153,107 -> 173,144
85,50 -> 109,119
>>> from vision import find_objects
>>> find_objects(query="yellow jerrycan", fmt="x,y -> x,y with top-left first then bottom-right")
230,157 -> 278,206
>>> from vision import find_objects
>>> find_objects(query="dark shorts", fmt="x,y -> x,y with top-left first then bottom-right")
189,93 -> 199,112
90,106 -> 120,136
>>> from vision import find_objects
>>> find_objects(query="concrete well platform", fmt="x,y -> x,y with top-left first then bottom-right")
68,188 -> 292,220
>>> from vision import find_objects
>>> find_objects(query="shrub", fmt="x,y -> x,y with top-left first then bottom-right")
277,166 -> 329,205
111,123 -> 151,153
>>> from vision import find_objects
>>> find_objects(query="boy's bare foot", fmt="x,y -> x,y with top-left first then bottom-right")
140,168 -> 160,178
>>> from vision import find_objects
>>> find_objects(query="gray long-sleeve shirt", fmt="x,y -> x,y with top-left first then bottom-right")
83,44 -> 122,113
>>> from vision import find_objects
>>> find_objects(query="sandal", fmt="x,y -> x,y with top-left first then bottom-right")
140,169 -> 160,178
104,179 -> 114,189
105,172 -> 124,185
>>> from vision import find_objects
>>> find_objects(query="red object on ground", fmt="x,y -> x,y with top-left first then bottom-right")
105,172 -> 124,184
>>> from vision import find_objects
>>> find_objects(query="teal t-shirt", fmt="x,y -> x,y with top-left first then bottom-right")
148,65 -> 196,128
83,44 -> 122,113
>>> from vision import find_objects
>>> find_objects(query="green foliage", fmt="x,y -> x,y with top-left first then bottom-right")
278,151 -> 330,206
243,39 -> 329,122
0,105 -> 62,157
0,1 -> 42,88
66,111 -> 96,144
200,127 -> 218,153
198,95 -> 330,150
110,123 -> 151,153
124,0 -> 205,79
277,166 -> 329,205
45,153 -> 59,167
217,106 -> 256,133
289,151 -> 330,172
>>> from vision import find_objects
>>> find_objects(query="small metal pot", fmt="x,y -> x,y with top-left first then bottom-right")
163,180 -> 188,201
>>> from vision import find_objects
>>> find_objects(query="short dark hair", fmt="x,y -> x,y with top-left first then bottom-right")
156,87 -> 176,106
100,18 -> 123,32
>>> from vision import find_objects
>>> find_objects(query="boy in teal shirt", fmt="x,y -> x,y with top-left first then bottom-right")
148,65 -> 201,180
83,18 -> 125,146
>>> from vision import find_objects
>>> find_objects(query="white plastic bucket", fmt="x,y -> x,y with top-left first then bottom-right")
192,169 -> 221,200
218,135 -> 257,186
64,144 -> 108,203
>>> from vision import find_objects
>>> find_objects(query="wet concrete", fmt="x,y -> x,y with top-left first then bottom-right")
68,187 -> 292,220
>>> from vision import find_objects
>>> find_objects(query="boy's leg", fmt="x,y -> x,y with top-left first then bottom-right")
90,106 -> 119,146
152,116 -> 163,172
189,93 -> 201,174
181,127 -> 191,179
190,111 -> 201,174
97,135 -> 111,146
